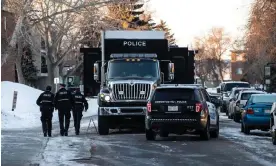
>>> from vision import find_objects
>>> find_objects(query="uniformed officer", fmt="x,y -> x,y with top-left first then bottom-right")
72,89 -> 88,135
54,83 -> 73,136
36,86 -> 55,137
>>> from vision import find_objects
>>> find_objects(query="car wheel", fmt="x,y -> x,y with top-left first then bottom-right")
241,122 -> 244,132
272,130 -> 276,145
146,129 -> 156,141
234,113 -> 240,123
244,123 -> 250,135
200,119 -> 210,140
210,117 -> 219,138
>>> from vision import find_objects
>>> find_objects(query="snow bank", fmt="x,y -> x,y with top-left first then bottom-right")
1,81 -> 98,130
1,81 -> 47,130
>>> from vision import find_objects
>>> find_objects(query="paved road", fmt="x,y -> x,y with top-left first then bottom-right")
2,115 -> 276,166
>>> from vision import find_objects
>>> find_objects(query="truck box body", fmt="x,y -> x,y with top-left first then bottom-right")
168,48 -> 195,84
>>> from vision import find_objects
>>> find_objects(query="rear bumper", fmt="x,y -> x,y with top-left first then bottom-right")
243,116 -> 270,127
145,115 -> 208,131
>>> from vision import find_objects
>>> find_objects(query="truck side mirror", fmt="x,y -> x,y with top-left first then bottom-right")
217,88 -> 221,93
94,63 -> 99,81
168,63 -> 174,81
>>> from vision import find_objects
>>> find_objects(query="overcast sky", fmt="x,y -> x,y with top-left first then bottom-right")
147,0 -> 254,48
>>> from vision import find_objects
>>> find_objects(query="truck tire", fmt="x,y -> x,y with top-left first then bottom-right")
146,129 -> 156,141
98,108 -> 109,135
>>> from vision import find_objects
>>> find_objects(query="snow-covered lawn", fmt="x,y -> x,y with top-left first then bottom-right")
1,81 -> 98,130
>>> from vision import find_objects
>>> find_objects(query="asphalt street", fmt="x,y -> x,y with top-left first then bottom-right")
1,114 -> 276,166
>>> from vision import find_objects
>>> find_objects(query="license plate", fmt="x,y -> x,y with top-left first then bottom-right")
168,106 -> 178,111
265,110 -> 270,114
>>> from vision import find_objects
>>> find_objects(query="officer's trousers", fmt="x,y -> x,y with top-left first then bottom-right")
58,109 -> 71,133
40,107 -> 53,135
73,108 -> 83,133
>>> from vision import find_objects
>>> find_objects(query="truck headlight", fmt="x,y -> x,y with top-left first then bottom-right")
104,95 -> 111,102
152,84 -> 157,90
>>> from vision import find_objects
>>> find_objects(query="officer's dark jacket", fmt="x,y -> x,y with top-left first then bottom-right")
72,92 -> 88,111
36,91 -> 54,108
54,88 -> 73,110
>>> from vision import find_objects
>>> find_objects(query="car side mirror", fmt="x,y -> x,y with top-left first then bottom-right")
168,62 -> 174,81
217,88 -> 221,93
94,63 -> 100,81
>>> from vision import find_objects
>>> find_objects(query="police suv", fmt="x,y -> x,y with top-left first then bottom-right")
145,84 -> 219,141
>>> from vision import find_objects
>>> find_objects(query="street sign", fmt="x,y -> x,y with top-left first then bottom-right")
12,91 -> 18,111
54,77 -> 59,84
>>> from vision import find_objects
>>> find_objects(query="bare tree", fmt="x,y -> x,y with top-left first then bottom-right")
244,0 -> 276,83
194,27 -> 231,84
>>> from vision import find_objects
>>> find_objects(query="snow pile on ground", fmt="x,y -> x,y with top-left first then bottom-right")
1,81 -> 98,130
1,81 -> 48,130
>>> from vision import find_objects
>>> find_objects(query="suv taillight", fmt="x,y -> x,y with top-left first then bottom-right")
147,102 -> 151,113
196,103 -> 202,112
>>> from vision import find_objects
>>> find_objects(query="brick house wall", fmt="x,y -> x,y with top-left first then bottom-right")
231,51 -> 246,81
1,9 -> 17,82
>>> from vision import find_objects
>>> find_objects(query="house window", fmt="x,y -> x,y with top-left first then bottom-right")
41,37 -> 46,50
41,53 -> 48,73
236,54 -> 243,61
236,68 -> 243,75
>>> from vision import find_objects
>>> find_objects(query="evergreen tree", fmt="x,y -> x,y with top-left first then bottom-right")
153,20 -> 176,45
21,46 -> 38,84
106,0 -> 153,30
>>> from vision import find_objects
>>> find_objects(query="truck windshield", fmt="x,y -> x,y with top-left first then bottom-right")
107,60 -> 159,79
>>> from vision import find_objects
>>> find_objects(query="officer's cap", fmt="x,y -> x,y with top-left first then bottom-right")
46,86 -> 52,91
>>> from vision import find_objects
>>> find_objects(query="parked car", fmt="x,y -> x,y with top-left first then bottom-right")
241,94 -> 276,134
270,102 -> 276,145
217,81 -> 250,114
231,90 -> 266,122
145,84 -> 219,141
228,87 -> 253,119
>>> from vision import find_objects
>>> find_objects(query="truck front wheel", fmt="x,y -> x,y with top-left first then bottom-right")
98,109 -> 109,135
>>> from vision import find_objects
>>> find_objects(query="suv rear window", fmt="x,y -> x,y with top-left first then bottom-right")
223,83 -> 250,92
152,88 -> 202,102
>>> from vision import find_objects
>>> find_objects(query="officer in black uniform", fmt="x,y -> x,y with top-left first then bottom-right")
54,83 -> 73,136
72,89 -> 88,135
36,86 -> 55,137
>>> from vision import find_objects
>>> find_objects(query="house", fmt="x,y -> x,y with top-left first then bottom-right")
230,50 -> 246,81
1,8 -> 17,82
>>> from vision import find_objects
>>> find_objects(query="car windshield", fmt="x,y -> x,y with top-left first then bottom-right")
223,83 -> 250,92
152,88 -> 201,102
241,92 -> 261,100
107,60 -> 159,79
251,95 -> 276,103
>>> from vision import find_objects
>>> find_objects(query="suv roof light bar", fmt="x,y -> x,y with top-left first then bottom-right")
110,53 -> 157,59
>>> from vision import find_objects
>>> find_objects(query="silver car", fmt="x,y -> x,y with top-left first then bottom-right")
232,90 -> 266,122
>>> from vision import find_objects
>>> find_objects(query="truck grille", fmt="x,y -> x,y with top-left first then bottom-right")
112,83 -> 151,100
